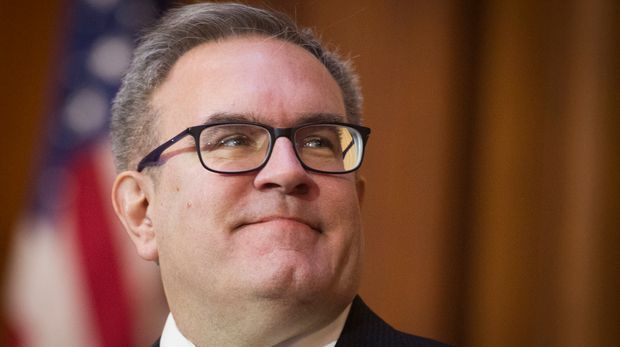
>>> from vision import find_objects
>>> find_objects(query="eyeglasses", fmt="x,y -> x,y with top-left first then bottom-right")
137,122 -> 371,174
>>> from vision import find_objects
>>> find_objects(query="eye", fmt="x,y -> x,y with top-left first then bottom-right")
303,137 -> 330,148
303,136 -> 333,149
219,135 -> 252,147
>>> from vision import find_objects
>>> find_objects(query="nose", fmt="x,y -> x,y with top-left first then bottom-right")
253,137 -> 313,195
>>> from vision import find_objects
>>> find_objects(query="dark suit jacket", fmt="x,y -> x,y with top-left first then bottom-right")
334,296 -> 448,346
151,296 -> 449,346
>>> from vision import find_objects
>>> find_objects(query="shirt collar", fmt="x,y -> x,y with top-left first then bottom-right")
160,313 -> 195,347
160,303 -> 351,347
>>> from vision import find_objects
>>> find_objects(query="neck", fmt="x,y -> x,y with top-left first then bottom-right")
171,295 -> 353,346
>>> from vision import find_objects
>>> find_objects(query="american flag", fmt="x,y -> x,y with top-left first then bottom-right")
5,0 -> 170,346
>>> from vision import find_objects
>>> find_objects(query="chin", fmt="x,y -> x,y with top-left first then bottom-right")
248,263 -> 357,311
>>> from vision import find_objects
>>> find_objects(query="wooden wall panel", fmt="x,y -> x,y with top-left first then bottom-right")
464,1 -> 620,346
0,1 -> 65,342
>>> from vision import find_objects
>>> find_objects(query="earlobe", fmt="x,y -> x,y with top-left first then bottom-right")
356,175 -> 366,206
111,171 -> 159,262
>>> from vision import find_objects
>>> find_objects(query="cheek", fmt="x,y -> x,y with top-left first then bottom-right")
319,177 -> 362,221
316,177 -> 363,252
152,171 -> 250,252
318,179 -> 364,292
153,175 -> 252,293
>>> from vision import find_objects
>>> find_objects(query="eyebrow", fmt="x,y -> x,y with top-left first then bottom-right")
202,112 -> 347,126
298,113 -> 346,124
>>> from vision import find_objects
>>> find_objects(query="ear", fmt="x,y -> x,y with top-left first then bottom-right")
111,171 -> 159,262
355,174 -> 366,206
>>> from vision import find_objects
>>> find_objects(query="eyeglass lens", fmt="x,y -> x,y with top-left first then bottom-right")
197,124 -> 362,173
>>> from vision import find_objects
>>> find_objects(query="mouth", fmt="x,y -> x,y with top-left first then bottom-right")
236,216 -> 321,233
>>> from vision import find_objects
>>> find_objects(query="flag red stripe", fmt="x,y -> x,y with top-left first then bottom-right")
72,150 -> 132,346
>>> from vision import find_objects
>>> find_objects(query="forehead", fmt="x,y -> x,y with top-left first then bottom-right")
151,35 -> 346,139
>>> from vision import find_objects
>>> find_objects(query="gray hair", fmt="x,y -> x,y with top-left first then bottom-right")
110,2 -> 363,172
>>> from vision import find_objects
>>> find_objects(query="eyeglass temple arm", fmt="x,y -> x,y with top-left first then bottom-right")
342,140 -> 354,158
137,129 -> 190,172
342,127 -> 371,159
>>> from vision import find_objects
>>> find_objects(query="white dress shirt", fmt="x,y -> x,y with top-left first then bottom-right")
161,304 -> 351,347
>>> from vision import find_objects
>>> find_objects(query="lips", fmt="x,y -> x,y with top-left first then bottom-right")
235,215 -> 321,233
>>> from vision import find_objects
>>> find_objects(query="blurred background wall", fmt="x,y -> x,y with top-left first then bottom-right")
1,0 -> 618,346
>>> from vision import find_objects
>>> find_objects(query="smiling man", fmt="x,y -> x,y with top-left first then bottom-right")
111,2 -> 447,346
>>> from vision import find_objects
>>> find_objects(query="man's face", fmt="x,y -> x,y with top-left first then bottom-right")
148,36 -> 364,311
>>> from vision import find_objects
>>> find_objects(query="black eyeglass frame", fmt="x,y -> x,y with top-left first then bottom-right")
136,121 -> 371,174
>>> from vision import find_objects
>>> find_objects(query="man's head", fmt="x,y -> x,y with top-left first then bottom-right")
111,2 -> 363,172
111,3 -> 367,345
